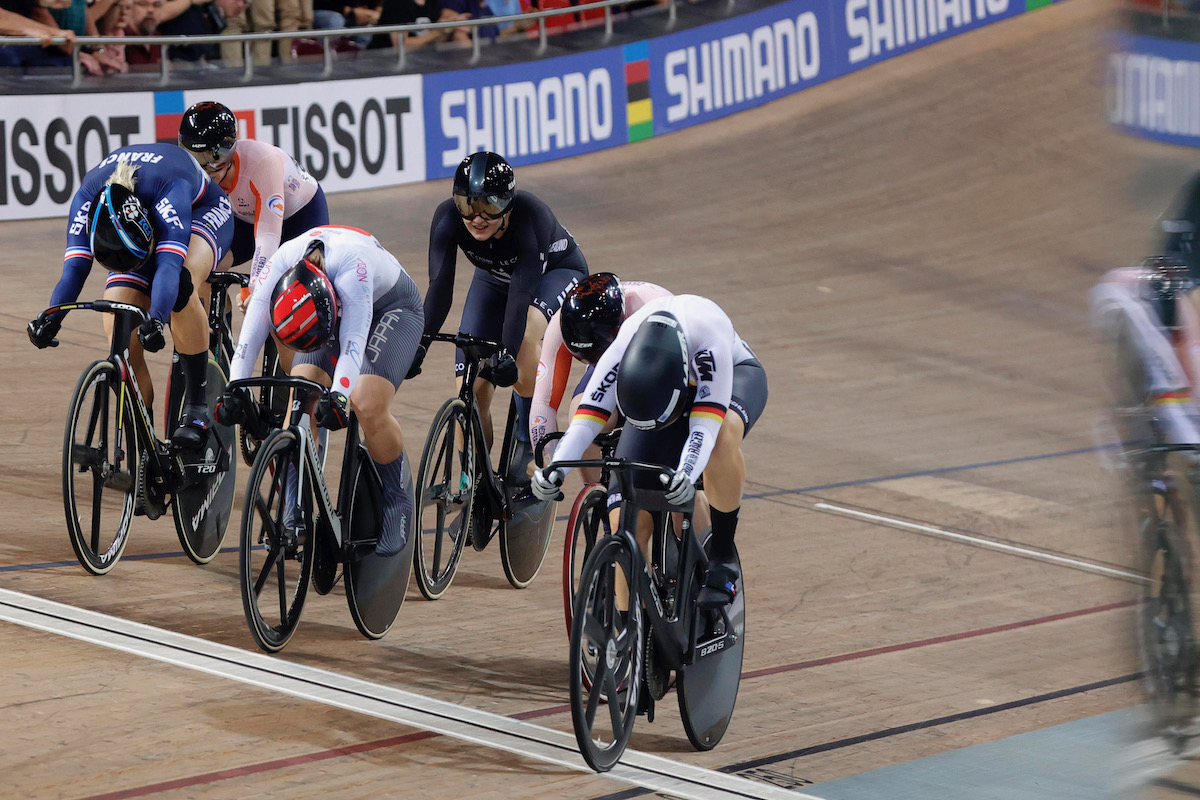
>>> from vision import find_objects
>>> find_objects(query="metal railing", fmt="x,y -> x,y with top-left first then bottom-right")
0,0 -> 680,87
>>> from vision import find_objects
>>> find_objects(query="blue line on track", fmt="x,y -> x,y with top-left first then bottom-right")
1,446 -> 1102,575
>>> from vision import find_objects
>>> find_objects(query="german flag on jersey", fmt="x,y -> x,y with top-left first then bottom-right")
1152,389 -> 1193,405
689,402 -> 727,424
574,404 -> 611,426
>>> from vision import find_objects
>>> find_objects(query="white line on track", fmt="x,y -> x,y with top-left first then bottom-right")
813,502 -> 1150,584
0,587 -> 821,800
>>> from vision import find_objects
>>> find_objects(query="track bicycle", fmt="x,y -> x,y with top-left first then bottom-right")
412,331 -> 558,599
547,457 -> 745,772
1123,436 -> 1200,750
231,375 -> 414,653
37,271 -> 245,575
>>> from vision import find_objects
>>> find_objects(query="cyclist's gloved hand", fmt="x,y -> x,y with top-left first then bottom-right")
532,466 -> 565,501
215,385 -> 253,427
316,390 -> 350,431
138,318 -> 166,353
661,470 -> 695,505
27,316 -> 62,349
406,336 -> 432,380
490,350 -> 518,387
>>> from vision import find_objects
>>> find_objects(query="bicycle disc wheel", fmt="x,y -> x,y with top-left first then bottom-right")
172,357 -> 237,564
414,398 -> 475,600
63,360 -> 139,576
677,540 -> 745,752
1138,500 -> 1198,744
500,491 -> 558,590
562,484 -> 610,637
239,430 -> 314,653
569,536 -> 643,773
346,451 -> 415,639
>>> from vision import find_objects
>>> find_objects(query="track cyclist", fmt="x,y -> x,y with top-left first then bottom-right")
412,151 -> 588,484
218,225 -> 425,557
533,294 -> 768,606
530,272 -> 671,480
178,101 -> 329,319
28,143 -> 234,451
1091,256 -> 1200,447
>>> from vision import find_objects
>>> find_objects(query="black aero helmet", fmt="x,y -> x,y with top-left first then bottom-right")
452,151 -> 515,220
561,273 -> 625,364
88,183 -> 155,273
178,101 -> 238,171
270,243 -> 340,352
616,311 -> 690,431
1140,255 -> 1194,331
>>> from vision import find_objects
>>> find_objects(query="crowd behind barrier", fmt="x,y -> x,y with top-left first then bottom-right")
0,0 -> 677,84
1122,0 -> 1200,39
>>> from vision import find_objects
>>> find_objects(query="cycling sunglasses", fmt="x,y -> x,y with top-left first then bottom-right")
454,193 -> 510,221
195,142 -> 235,172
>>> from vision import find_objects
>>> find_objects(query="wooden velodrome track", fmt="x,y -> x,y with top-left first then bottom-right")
0,1 -> 1182,796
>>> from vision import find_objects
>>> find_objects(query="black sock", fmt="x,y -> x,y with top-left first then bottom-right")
180,352 -> 208,406
709,507 -> 739,560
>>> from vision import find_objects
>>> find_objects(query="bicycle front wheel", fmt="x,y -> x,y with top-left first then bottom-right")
63,360 -> 139,575
239,430 -> 314,653
562,483 -> 609,638
413,397 -> 475,600
569,535 -> 643,773
1138,495 -> 1198,743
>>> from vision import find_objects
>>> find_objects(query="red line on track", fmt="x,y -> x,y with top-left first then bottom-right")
76,599 -> 1134,799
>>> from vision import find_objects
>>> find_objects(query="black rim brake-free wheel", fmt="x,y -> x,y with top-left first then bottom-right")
63,360 -> 138,576
171,357 -> 237,564
1138,507 -> 1198,742
239,431 -> 314,653
414,398 -> 475,600
677,539 -> 745,752
500,490 -> 558,590
562,484 -> 609,638
569,536 -> 643,773
346,451 -> 415,639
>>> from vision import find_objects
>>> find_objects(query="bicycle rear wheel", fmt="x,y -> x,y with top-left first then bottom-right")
677,540 -> 745,751
346,451 -> 415,639
500,492 -> 558,589
569,535 -> 643,773
414,398 -> 475,600
170,356 -> 237,564
1138,493 -> 1198,744
63,360 -> 139,575
562,484 -> 609,637
239,430 -> 314,653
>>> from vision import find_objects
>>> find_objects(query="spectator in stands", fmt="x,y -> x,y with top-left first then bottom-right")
441,0 -> 496,40
220,0 -> 309,65
484,0 -> 532,35
116,0 -> 160,65
311,0 -> 376,47
157,0 -> 243,63
0,0 -> 78,68
44,0 -> 128,71
370,0 -> 468,49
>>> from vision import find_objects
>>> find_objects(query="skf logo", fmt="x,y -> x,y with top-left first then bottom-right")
267,194 -> 285,217
69,202 -> 92,236
155,197 -> 183,229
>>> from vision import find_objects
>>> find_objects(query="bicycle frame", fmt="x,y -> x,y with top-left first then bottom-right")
553,457 -> 734,671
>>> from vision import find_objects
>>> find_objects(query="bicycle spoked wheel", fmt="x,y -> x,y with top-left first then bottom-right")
414,398 -> 475,600
677,540 -> 745,752
63,360 -> 139,576
563,484 -> 610,638
239,430 -> 314,653
1138,507 -> 1198,745
569,536 -> 643,773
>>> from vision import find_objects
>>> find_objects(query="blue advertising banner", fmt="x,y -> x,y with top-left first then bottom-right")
423,48 -> 629,179
646,0 -> 1025,135
1108,33 -> 1200,148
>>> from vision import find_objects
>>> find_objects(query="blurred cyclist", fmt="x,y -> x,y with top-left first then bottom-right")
531,272 -> 671,481
28,143 -> 234,451
411,151 -> 588,485
1091,256 -> 1200,448
533,294 -> 768,607
218,225 -> 424,557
